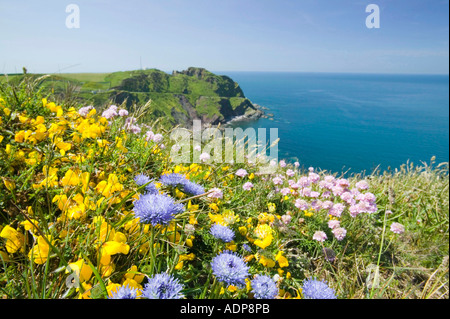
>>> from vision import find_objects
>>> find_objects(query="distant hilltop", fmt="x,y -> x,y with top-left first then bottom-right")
2,67 -> 264,127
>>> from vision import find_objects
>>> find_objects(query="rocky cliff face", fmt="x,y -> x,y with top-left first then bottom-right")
111,67 -> 263,127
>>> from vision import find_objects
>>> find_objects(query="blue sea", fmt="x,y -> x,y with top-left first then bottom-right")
221,72 -> 449,175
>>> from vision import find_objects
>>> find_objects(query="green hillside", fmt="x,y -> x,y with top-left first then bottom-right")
1,67 -> 263,127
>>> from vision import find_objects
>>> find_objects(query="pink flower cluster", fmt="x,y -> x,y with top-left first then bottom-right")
275,167 -> 377,220
271,162 -> 379,242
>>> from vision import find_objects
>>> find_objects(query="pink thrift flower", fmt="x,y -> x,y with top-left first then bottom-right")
322,200 -> 334,210
286,169 -> 295,177
235,169 -> 248,177
311,200 -> 323,211
78,105 -> 93,117
332,227 -> 347,241
281,214 -> 292,224
208,188 -> 223,199
152,133 -> 163,144
200,152 -> 211,162
130,125 -> 141,134
308,172 -> 320,184
363,192 -> 376,203
390,222 -> 405,234
272,176 -> 283,185
310,191 -> 320,198
355,180 -> 369,190
336,178 -> 350,188
102,108 -> 118,119
321,191 -> 332,199
243,182 -> 254,191
328,220 -> 340,229
279,160 -> 287,168
302,187 -> 312,197
145,130 -> 155,142
298,176 -> 310,188
118,109 -> 129,117
324,175 -> 335,183
295,199 -> 309,211
290,182 -> 300,190
329,203 -> 345,218
332,186 -> 345,197
313,231 -> 327,242
349,205 -> 360,217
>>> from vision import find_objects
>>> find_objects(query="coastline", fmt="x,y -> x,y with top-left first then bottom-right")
222,102 -> 272,127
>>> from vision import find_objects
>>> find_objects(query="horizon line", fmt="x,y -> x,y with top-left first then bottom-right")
1,67 -> 449,77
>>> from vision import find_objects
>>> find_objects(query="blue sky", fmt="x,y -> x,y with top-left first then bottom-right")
0,0 -> 448,74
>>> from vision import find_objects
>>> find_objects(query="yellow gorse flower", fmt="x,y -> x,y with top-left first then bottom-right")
28,235 -> 54,264
0,225 -> 25,253
253,224 -> 273,249
99,237 -> 130,265
95,174 -> 123,198
32,166 -> 58,190
21,219 -> 39,236
67,259 -> 93,283
2,178 -> 15,191
258,255 -> 276,268
275,251 -> 289,268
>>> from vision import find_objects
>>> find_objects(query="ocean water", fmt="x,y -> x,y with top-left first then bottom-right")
221,72 -> 449,175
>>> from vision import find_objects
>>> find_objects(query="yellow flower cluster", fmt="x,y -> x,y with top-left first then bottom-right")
0,93 -> 301,299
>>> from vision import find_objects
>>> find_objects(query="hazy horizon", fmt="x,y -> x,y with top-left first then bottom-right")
3,68 -> 450,77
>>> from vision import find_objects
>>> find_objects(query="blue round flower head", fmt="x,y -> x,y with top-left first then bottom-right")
135,173 -> 151,186
133,193 -> 184,226
181,180 -> 205,196
160,173 -> 187,187
142,273 -> 184,299
251,275 -> 279,299
134,173 -> 159,195
108,285 -> 140,299
144,182 -> 159,195
210,224 -> 235,243
301,278 -> 337,299
242,243 -> 252,253
211,250 -> 249,287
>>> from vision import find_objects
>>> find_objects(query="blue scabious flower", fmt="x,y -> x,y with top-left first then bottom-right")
134,173 -> 158,194
133,193 -> 184,225
135,173 -> 151,186
141,273 -> 184,299
108,285 -> 140,299
211,251 -> 249,287
301,278 -> 337,299
181,180 -> 205,196
160,173 -> 205,196
144,182 -> 159,195
251,275 -> 279,299
210,224 -> 235,243
242,243 -> 252,253
160,173 -> 187,187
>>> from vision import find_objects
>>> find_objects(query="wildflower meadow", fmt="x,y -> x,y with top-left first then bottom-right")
0,75 -> 448,300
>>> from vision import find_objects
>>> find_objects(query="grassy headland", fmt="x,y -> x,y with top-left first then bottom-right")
0,67 -> 264,128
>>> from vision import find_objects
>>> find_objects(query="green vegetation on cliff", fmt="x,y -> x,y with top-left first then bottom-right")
1,67 -> 262,127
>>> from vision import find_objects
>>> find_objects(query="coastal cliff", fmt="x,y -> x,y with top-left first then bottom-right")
28,67 -> 264,127
111,67 -> 264,127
